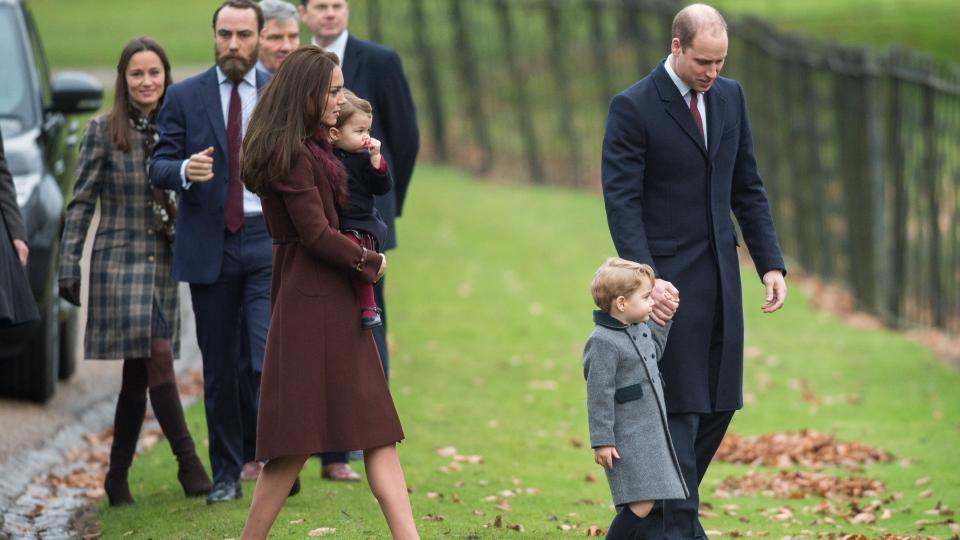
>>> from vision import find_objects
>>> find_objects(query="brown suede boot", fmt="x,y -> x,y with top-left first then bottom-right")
104,390 -> 147,506
149,382 -> 213,497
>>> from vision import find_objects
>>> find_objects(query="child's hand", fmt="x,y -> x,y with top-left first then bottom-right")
594,446 -> 620,470
367,137 -> 383,169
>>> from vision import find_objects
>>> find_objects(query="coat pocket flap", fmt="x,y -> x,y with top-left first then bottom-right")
614,383 -> 644,403
647,238 -> 677,256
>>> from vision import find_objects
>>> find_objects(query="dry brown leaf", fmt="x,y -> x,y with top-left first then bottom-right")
307,527 -> 336,536
434,446 -> 457,457
288,518 -> 305,524
421,514 -> 444,522
584,473 -> 596,483
585,526 -> 604,536
495,499 -> 512,512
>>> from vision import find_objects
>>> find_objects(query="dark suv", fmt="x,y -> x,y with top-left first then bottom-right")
0,0 -> 102,401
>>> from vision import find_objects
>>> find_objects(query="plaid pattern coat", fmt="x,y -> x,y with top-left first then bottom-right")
59,115 -> 180,360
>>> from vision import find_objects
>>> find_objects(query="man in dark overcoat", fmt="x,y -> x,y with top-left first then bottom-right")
600,4 -> 787,538
298,0 -> 420,481
150,0 -> 271,503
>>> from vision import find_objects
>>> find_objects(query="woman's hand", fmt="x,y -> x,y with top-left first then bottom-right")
376,252 -> 387,279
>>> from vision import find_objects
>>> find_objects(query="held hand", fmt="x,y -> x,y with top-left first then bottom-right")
761,270 -> 787,313
594,446 -> 620,470
376,252 -> 387,279
59,277 -> 81,307
12,239 -> 28,267
650,278 -> 680,327
367,137 -> 382,169
186,146 -> 215,182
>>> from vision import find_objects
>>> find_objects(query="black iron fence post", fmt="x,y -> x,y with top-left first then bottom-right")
409,0 -> 447,161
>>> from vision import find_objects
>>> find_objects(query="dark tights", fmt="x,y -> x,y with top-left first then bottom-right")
121,337 -> 176,392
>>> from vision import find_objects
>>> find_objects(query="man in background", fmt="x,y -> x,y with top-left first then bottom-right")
257,0 -> 300,73
150,0 -> 272,504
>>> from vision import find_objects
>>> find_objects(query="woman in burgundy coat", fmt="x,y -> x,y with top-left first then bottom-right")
238,48 -> 418,539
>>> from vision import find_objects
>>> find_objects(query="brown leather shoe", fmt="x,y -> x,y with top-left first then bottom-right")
240,461 -> 263,481
321,462 -> 361,482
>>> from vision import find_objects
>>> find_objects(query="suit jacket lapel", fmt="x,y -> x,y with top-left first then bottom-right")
653,63 -> 706,157
706,86 -> 725,162
342,35 -> 362,88
200,67 -> 228,155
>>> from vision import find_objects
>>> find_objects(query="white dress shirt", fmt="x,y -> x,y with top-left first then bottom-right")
181,66 -> 262,215
312,30 -> 349,69
664,55 -> 707,147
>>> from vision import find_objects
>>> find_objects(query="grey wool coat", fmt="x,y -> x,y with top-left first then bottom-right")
59,115 -> 180,360
583,310 -> 688,506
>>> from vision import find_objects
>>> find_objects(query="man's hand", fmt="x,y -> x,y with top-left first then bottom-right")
367,137 -> 382,170
12,239 -> 28,267
594,446 -> 620,470
761,270 -> 786,313
650,278 -> 680,326
186,146 -> 215,182
376,252 -> 387,279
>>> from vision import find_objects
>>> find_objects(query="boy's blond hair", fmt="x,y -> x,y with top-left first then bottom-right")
591,257 -> 655,313
334,89 -> 373,129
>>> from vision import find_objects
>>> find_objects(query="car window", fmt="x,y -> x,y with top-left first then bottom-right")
24,7 -> 51,110
0,5 -> 38,136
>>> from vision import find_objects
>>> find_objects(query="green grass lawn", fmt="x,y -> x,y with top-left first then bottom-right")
713,0 -> 959,63
30,0 -> 957,68
98,165 -> 960,539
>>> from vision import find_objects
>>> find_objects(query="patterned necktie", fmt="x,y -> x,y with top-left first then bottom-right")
690,90 -> 705,143
224,80 -> 244,233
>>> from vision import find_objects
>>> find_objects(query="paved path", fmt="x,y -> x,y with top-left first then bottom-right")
0,212 -> 202,539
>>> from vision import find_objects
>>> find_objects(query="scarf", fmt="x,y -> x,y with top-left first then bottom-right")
130,105 -> 177,244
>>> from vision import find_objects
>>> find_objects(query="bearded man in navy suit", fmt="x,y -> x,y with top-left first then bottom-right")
150,0 -> 272,504
298,0 -> 419,482
601,4 -> 787,538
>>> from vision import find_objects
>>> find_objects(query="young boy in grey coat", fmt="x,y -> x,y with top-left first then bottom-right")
583,257 -> 689,539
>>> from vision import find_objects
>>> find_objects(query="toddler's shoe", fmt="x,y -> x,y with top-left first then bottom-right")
361,307 -> 382,329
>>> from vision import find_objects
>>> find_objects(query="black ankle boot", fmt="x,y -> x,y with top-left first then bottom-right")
149,382 -> 213,497
105,392 -> 147,506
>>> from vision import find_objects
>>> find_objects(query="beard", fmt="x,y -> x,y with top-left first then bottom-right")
216,47 -> 258,81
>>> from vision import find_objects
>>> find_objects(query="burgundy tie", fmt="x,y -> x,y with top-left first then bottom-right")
224,80 -> 244,233
690,90 -> 705,142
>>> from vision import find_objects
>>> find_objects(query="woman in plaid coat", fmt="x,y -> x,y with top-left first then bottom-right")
58,37 -> 211,506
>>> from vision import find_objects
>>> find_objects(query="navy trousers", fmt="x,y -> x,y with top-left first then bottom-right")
189,214 -> 271,484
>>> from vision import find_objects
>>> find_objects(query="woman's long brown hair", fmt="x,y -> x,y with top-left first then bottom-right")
241,47 -> 339,195
108,37 -> 172,152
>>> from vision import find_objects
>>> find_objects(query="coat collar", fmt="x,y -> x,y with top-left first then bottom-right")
593,310 -> 629,329
342,34 -> 364,89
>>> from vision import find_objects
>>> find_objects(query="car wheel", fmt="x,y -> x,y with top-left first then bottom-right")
58,300 -> 78,380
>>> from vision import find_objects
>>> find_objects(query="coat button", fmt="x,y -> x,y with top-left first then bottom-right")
642,333 -> 648,338
147,255 -> 155,262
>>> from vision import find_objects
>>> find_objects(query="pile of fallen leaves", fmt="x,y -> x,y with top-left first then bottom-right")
716,431 -> 892,469
714,470 -> 885,500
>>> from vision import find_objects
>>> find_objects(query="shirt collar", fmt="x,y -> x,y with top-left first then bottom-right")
312,30 -> 349,65
216,65 -> 258,87
663,55 -> 692,98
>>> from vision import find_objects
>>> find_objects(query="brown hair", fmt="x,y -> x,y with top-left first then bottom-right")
672,3 -> 727,51
213,0 -> 265,31
591,257 -> 655,313
333,89 -> 372,129
241,46 -> 339,195
108,37 -> 172,152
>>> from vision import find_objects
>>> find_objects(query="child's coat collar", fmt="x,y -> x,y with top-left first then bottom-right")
593,310 -> 630,329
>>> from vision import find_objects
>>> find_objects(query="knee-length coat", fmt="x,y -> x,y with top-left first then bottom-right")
255,137 -> 403,461
584,310 -> 688,506
59,115 -> 179,360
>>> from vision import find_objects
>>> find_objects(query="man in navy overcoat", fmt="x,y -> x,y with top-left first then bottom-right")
601,4 -> 787,538
150,0 -> 271,504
